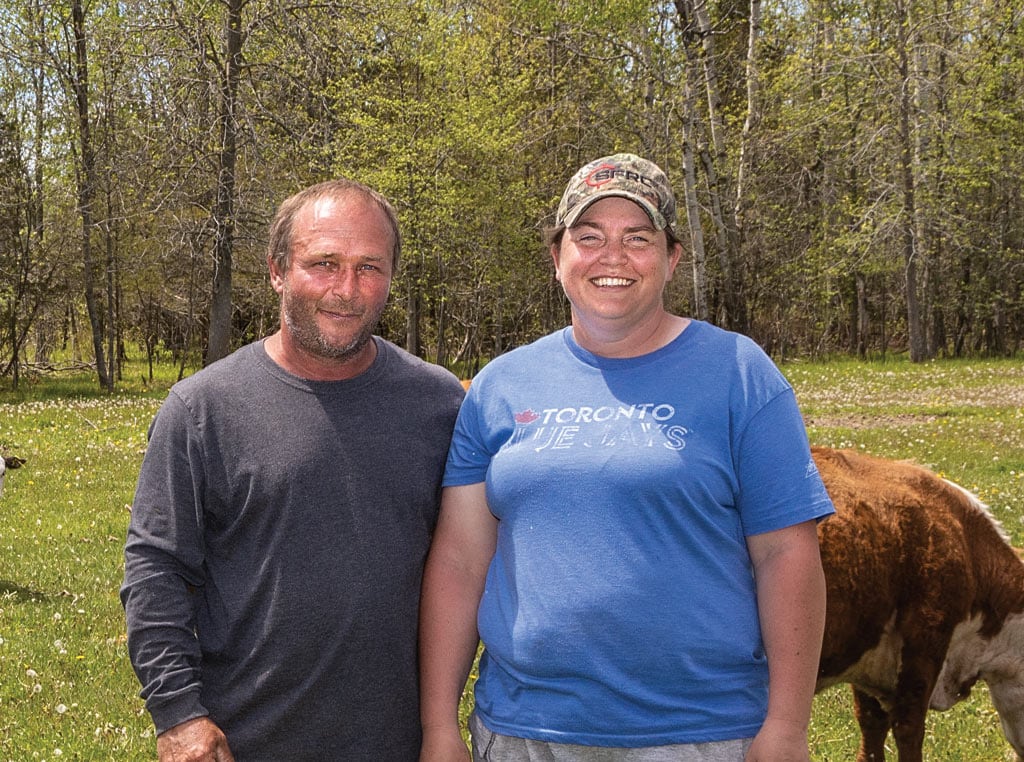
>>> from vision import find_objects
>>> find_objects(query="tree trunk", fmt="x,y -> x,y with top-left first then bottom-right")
71,0 -> 112,391
405,269 -> 421,358
434,284 -> 448,368
855,272 -> 869,359
679,73 -> 709,322
895,0 -> 928,362
675,0 -> 748,333
205,0 -> 243,365
105,187 -> 118,383
734,0 -> 761,248
924,0 -> 954,358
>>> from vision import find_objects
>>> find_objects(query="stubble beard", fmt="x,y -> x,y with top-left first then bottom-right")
281,294 -> 385,364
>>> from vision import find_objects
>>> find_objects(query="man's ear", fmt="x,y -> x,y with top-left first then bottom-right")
268,254 -> 286,294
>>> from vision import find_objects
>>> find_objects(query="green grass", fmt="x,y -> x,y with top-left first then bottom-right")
791,357 -> 1024,545
795,356 -> 1024,762
0,355 -> 1021,760
1,367 -> 164,760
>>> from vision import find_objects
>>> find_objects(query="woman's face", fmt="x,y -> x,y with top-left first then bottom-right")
552,196 -> 681,341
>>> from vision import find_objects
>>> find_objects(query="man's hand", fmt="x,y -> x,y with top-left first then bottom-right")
157,717 -> 235,762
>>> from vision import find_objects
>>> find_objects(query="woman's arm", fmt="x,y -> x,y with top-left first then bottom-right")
745,520 -> 827,761
419,482 -> 498,761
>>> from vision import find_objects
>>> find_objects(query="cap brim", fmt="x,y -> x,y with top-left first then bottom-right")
561,191 -> 668,231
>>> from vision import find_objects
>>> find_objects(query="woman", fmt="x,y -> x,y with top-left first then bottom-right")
420,154 -> 834,761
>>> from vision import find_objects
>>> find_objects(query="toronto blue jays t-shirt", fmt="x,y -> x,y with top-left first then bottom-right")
443,321 -> 834,747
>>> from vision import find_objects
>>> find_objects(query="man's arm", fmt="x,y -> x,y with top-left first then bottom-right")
120,394 -> 210,736
745,519 -> 827,762
419,482 -> 498,762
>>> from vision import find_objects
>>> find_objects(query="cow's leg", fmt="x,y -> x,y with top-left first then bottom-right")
852,688 -> 891,762
888,705 -> 927,762
886,651 -> 941,762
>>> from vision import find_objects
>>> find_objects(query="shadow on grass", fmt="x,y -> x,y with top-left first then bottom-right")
0,579 -> 48,602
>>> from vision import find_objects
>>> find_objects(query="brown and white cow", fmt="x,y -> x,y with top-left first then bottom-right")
813,446 -> 1024,761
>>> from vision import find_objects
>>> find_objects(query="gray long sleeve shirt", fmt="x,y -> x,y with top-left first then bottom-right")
121,338 -> 464,761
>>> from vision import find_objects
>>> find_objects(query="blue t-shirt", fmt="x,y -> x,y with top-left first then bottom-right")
444,321 -> 835,747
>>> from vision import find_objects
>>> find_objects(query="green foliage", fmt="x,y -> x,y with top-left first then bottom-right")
755,0 -> 1024,358
2,0 -> 1024,382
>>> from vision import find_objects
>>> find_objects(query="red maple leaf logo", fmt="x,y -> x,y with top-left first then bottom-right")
514,409 -> 539,424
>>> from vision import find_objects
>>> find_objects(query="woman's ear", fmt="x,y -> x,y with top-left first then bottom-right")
550,243 -> 563,283
666,241 -> 683,281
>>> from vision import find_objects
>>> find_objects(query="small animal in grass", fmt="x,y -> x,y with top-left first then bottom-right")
0,454 -> 26,498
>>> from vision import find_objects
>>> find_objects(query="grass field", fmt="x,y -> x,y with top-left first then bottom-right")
0,355 -> 1022,760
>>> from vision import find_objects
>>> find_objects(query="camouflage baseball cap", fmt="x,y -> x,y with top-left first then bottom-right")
556,153 -> 677,234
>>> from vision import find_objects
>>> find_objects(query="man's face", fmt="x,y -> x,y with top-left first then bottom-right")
270,194 -> 394,364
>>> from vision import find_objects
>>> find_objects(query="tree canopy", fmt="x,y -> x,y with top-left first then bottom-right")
0,0 -> 1021,388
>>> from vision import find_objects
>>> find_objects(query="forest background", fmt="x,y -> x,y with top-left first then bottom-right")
0,0 -> 1022,392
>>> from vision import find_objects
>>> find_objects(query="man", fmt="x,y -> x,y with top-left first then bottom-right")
122,179 -> 465,761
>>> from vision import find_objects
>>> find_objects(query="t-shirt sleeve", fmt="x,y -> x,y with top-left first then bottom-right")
120,392 -> 210,732
442,381 -> 492,487
734,388 -> 835,536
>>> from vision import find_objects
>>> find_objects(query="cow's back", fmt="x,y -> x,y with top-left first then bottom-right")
811,446 -> 1024,762
813,446 -> 975,695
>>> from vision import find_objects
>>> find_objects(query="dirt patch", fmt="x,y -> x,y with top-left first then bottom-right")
804,412 -> 947,429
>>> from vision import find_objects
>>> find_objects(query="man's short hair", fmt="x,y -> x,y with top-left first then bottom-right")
267,179 -> 401,273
